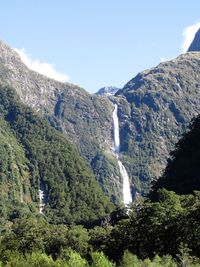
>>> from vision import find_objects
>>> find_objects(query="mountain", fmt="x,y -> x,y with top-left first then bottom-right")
149,113 -> 200,199
0,83 -> 113,224
1,38 -> 200,201
115,52 -> 200,194
95,86 -> 120,96
188,28 -> 200,52
0,41 -> 123,204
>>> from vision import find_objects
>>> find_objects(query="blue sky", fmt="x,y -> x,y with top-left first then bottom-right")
1,0 -> 200,92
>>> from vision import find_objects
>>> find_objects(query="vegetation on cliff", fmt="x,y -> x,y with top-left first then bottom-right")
116,52 -> 200,195
0,84 -> 113,224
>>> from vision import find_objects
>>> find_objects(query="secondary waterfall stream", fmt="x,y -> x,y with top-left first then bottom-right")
39,186 -> 45,214
113,104 -> 132,204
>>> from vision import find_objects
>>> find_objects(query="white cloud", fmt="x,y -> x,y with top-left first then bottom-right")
14,48 -> 70,82
181,22 -> 200,53
160,57 -> 166,62
160,57 -> 173,62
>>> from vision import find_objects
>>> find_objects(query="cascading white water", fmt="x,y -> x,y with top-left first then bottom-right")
118,161 -> 133,204
113,104 -> 120,154
39,188 -> 45,214
113,104 -> 132,204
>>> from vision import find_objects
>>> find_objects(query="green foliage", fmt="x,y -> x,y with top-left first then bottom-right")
176,244 -> 196,267
60,249 -> 88,267
1,217 -> 91,259
1,251 -> 66,267
91,152 -> 122,204
150,114 -> 200,199
115,52 -> 200,196
22,252 -> 58,267
3,190 -> 200,266
120,250 -> 177,267
2,55 -> 200,266
0,84 -> 113,224
96,189 -> 200,263
120,250 -> 142,267
89,226 -> 112,252
0,212 -> 200,266
90,251 -> 115,267
54,89 -> 118,203
64,225 -> 89,255
2,218 -> 48,253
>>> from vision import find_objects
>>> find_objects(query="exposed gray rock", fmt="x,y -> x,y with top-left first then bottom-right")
116,52 -> 200,194
95,86 -> 120,96
1,39 -> 200,199
0,40 -> 122,203
188,28 -> 200,52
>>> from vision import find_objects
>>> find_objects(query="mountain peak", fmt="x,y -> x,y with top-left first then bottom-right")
0,40 -> 22,64
95,86 -> 120,96
187,28 -> 200,52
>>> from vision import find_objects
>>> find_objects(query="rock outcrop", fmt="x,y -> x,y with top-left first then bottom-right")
188,28 -> 200,52
95,86 -> 120,96
1,38 -> 200,199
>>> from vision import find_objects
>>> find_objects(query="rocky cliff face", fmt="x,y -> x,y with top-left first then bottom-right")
115,52 -> 200,194
95,86 -> 120,96
188,28 -> 200,52
0,41 -> 122,203
1,39 -> 200,200
0,41 -> 112,149
0,84 -> 113,224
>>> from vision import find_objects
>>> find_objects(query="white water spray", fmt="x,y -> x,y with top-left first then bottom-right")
113,104 -> 132,204
39,187 -> 45,214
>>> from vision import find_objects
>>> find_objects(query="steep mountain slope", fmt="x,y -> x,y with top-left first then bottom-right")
115,52 -> 200,194
0,41 -> 122,203
188,28 -> 200,52
0,83 -> 113,224
0,41 -> 113,151
2,39 -> 200,200
95,86 -> 120,96
149,114 -> 200,199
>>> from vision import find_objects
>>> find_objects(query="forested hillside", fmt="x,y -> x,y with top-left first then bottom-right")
0,31 -> 200,267
1,111 -> 200,266
0,83 -> 113,224
115,52 -> 200,195
2,40 -> 200,201
149,114 -> 200,199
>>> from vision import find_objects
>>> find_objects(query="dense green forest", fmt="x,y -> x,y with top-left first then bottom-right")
1,83 -> 200,265
149,114 -> 200,199
0,84 -> 113,225
0,189 -> 200,266
0,107 -> 197,266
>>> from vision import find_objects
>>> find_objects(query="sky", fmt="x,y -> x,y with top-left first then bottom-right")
1,0 -> 200,93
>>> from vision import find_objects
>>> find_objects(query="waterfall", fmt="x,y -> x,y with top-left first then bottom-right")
113,104 -> 132,204
39,186 -> 45,214
112,104 -> 120,154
